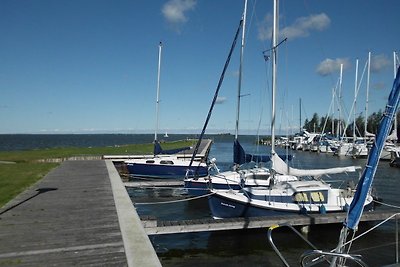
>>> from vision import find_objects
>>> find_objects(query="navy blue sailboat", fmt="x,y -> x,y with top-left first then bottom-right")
125,42 -> 208,179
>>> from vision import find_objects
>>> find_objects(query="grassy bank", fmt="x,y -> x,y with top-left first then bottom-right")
0,140 -> 196,208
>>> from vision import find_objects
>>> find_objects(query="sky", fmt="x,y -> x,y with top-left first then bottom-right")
0,0 -> 399,135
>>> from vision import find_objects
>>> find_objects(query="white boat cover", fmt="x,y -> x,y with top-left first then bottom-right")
271,153 -> 361,177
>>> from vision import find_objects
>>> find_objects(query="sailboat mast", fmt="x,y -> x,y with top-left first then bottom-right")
353,59 -> 358,143
299,98 -> 302,132
155,42 -> 162,142
271,0 -> 278,156
394,51 -> 399,138
235,0 -> 247,140
338,63 -> 343,138
353,59 -> 359,142
365,52 -> 371,138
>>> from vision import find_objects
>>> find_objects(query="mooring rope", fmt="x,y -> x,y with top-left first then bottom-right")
339,212 -> 400,249
373,199 -> 400,209
134,191 -> 216,205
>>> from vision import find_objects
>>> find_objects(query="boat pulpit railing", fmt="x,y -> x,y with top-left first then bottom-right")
268,223 -> 368,267
268,213 -> 400,267
300,250 -> 367,267
267,223 -> 319,267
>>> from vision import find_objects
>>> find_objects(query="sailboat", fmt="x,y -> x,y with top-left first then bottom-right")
125,42 -> 208,179
274,67 -> 400,267
184,1 -> 276,196
207,0 -> 373,218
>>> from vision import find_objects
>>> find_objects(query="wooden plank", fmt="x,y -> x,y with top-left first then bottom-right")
143,209 -> 398,235
0,161 -> 128,266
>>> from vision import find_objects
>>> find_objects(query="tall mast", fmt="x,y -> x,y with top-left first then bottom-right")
332,85 -> 335,135
155,42 -> 162,142
394,51 -> 399,139
271,0 -> 278,156
365,52 -> 371,138
353,59 -> 359,142
299,98 -> 302,132
338,63 -> 343,138
234,0 -> 247,140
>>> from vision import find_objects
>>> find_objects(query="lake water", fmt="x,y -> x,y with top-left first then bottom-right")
127,136 -> 400,266
2,134 -> 400,266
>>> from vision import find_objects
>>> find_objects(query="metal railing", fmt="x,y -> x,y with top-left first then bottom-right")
267,213 -> 400,267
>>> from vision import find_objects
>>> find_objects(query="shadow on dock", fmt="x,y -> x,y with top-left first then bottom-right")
0,187 -> 58,216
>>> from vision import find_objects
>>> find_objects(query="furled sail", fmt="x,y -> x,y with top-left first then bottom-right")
345,66 -> 400,230
153,140 -> 191,155
234,139 -> 292,165
271,153 -> 360,177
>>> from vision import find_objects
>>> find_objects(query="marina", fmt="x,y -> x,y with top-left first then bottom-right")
1,0 -> 400,266
1,134 -> 400,266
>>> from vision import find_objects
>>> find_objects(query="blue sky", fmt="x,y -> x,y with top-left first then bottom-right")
0,0 -> 399,135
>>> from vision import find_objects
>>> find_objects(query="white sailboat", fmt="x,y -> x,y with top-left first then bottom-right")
283,66 -> 400,267
207,0 -> 373,218
184,0 -> 274,196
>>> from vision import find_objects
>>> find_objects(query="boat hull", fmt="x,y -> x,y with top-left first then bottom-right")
208,191 -> 301,218
208,189 -> 374,219
126,162 -> 208,179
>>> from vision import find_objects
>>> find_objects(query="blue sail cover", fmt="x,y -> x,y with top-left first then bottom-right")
153,140 -> 191,155
345,67 -> 400,230
233,139 -> 292,165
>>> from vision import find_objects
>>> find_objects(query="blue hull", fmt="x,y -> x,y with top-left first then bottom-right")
126,163 -> 208,179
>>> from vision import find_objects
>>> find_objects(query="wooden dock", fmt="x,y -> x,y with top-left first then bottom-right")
0,160 -> 161,266
141,209 -> 398,235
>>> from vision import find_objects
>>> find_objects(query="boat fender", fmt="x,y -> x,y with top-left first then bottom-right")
300,206 -> 308,215
343,203 -> 349,212
319,204 -> 326,214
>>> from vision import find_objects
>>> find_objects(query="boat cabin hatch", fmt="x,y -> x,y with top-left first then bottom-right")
160,160 -> 174,165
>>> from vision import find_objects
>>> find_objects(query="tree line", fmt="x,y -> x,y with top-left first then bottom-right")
302,110 -> 400,137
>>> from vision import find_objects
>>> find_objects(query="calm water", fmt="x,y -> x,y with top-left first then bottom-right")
128,137 -> 400,266
2,134 -> 400,266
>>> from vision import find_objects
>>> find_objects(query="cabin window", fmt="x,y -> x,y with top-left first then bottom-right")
160,160 -> 174,165
311,192 -> 325,202
146,160 -> 155,164
294,192 -> 308,202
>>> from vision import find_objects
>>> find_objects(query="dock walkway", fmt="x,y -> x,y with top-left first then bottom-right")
0,160 -> 161,266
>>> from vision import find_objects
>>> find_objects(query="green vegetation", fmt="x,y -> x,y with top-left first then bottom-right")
302,111 -> 400,136
0,162 -> 59,208
0,140 -> 196,208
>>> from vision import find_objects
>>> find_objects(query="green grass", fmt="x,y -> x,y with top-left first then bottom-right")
0,140 -> 196,208
0,162 -> 59,207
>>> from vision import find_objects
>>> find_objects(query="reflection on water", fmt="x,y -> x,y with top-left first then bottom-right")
128,139 -> 400,266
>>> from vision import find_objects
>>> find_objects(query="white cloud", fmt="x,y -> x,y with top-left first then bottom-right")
371,54 -> 391,73
216,96 -> 227,104
258,13 -> 330,41
162,0 -> 196,32
316,58 -> 350,76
